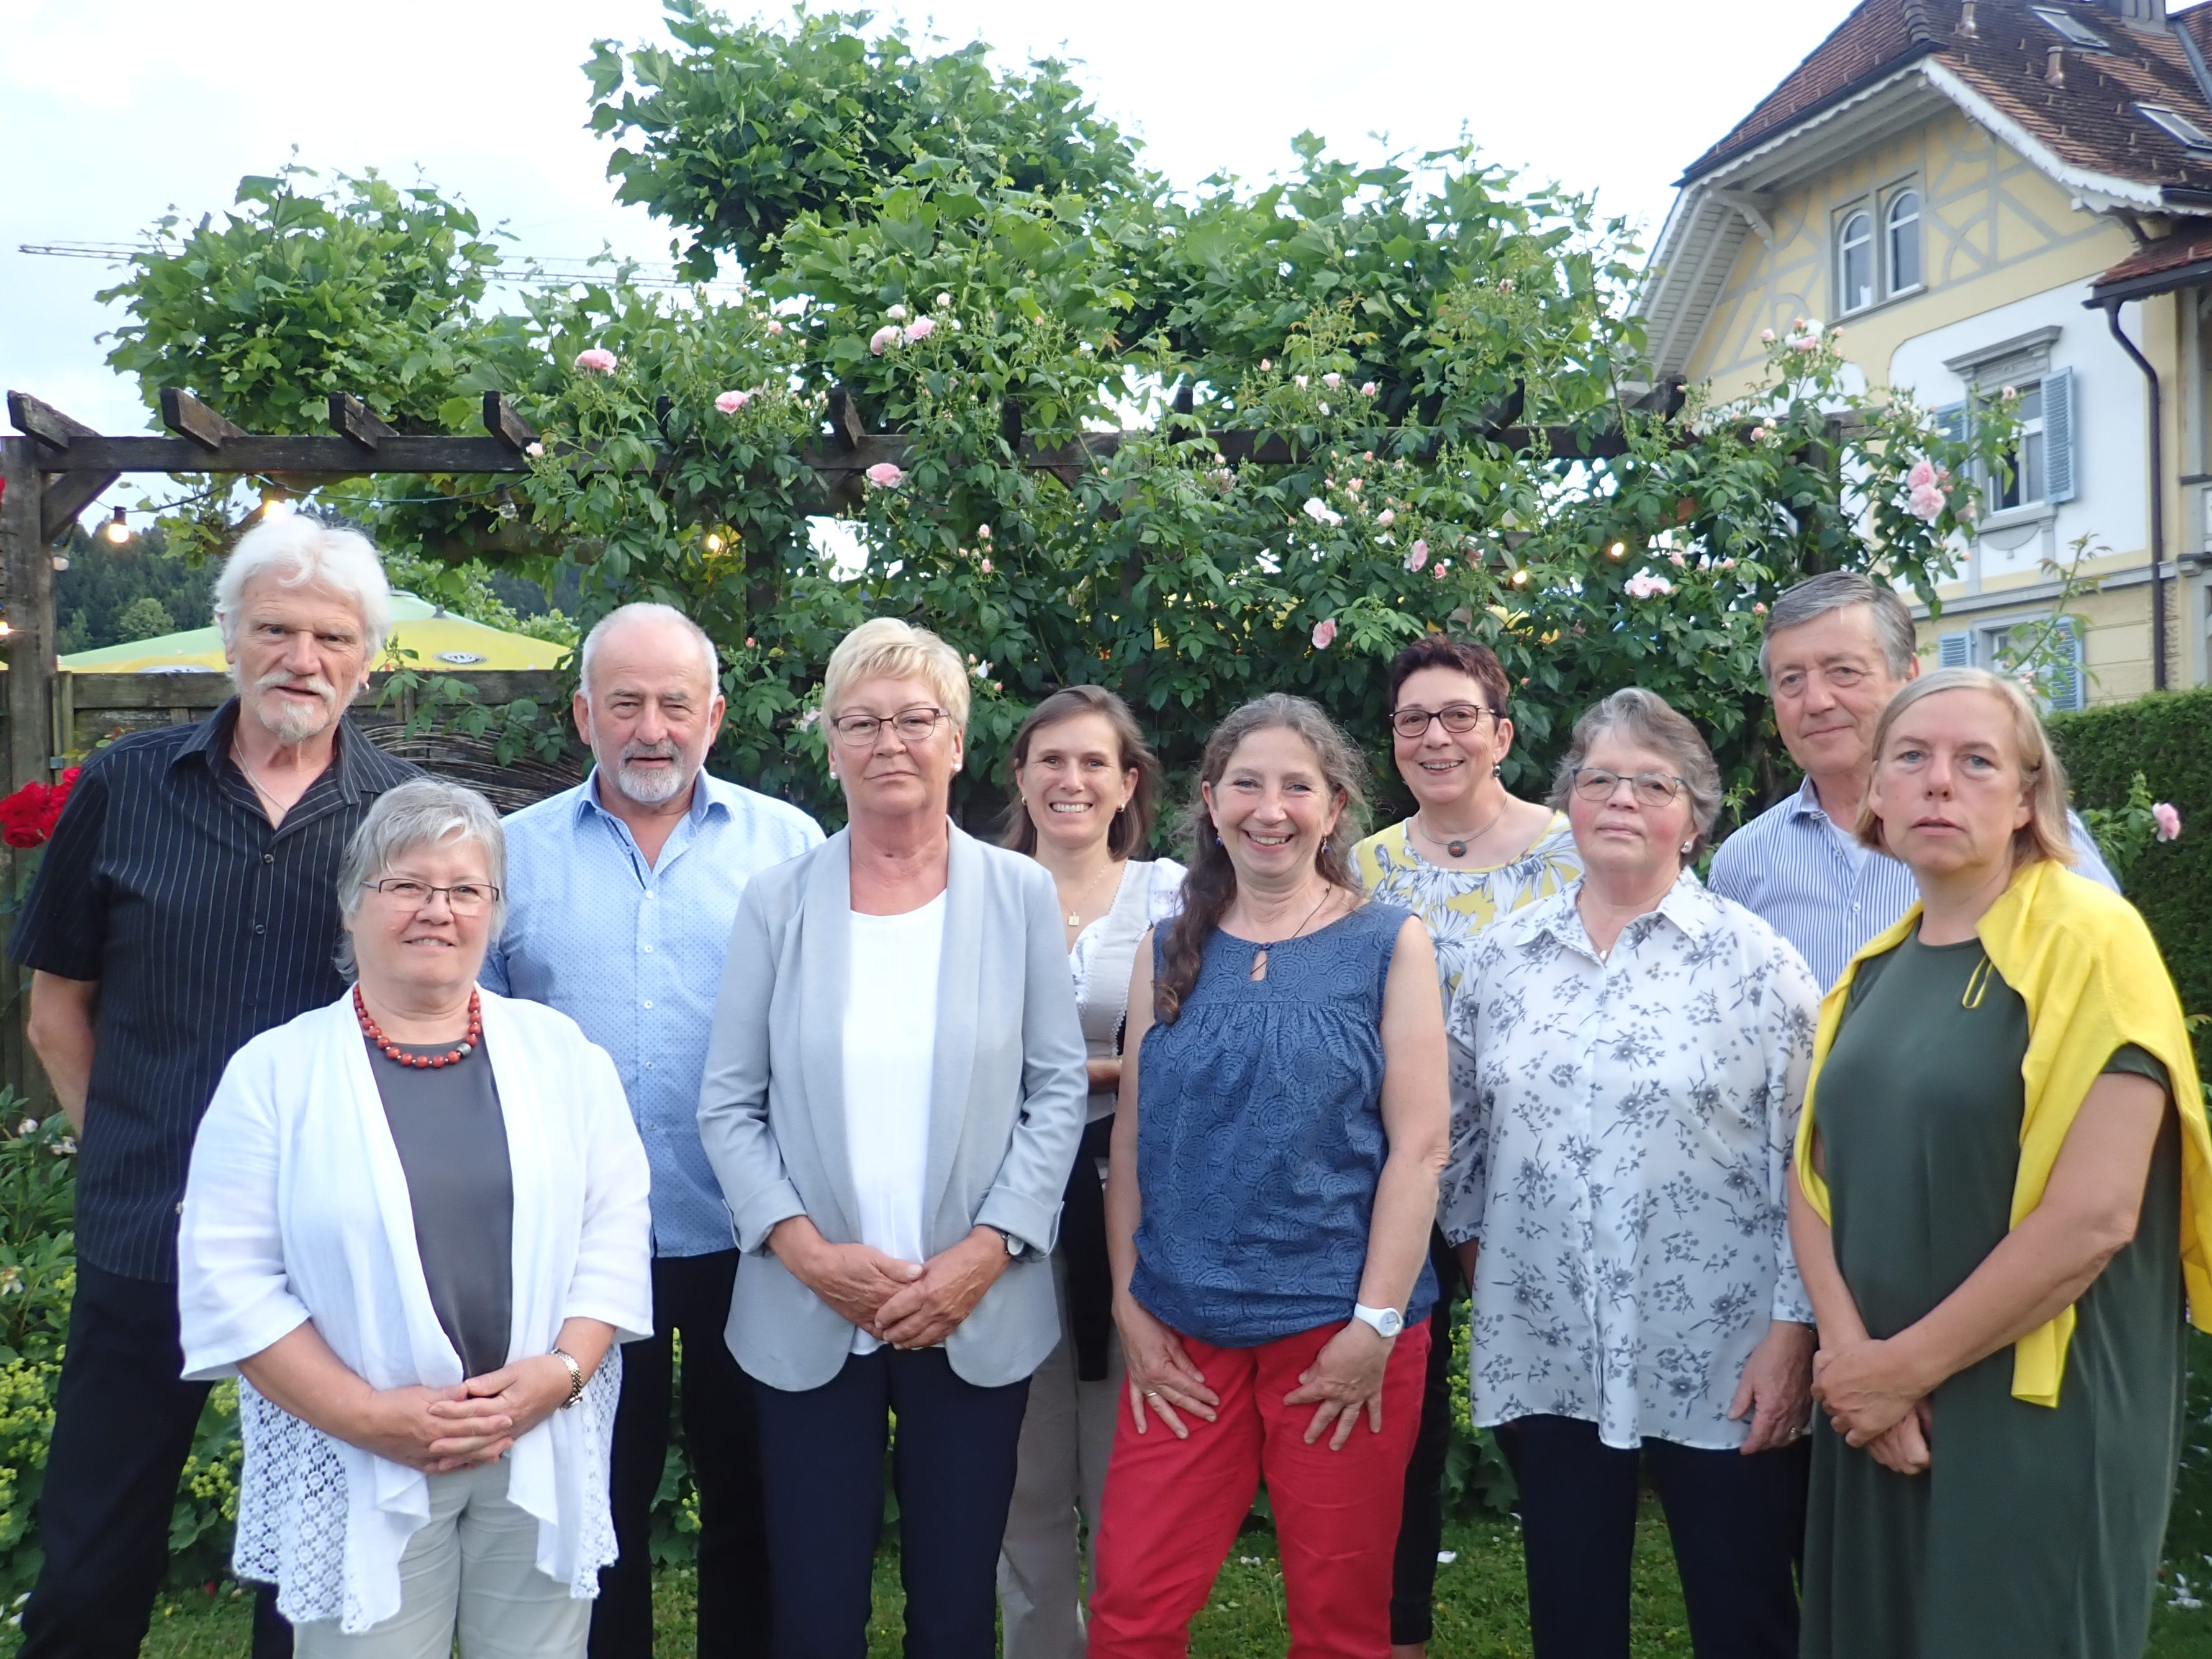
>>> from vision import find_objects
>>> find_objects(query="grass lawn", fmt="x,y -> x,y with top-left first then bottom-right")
19,1331 -> 2212,1655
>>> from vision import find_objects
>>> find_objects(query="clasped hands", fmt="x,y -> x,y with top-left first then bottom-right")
772,1216 -> 1009,1349
1810,1335 -> 1935,1476
353,1354 -> 576,1475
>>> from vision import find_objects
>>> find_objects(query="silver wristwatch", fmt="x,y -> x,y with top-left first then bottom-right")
1351,1302 -> 1405,1339
994,1227 -> 1025,1259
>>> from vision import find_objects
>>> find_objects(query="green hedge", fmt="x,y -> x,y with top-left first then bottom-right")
2051,689 -> 2212,1046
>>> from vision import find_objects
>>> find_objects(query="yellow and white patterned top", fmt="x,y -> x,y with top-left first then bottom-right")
1352,812 -> 1583,998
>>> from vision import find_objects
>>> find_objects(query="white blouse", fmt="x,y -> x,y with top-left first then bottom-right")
1441,874 -> 1821,1450
177,990 -> 653,1632
843,895 -> 946,1352
1068,857 -> 1185,1001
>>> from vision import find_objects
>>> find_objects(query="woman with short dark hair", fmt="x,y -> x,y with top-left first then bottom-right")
995,685 -> 1184,1659
1087,694 -> 1449,1658
1353,636 -> 1580,1657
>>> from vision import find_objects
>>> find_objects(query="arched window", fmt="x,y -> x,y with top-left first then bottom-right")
1839,210 -> 1874,312
1887,191 -> 1923,294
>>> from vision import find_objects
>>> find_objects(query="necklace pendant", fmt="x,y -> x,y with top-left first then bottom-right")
1446,839 -> 1468,857
1067,912 -> 1082,927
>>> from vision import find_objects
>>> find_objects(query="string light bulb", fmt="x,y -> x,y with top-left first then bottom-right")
1511,568 -> 1530,587
102,507 -> 130,545
1607,541 -> 1626,559
261,496 -> 291,520
704,532 -> 725,554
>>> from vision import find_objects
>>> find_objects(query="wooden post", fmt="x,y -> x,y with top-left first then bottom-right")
0,438 -> 55,795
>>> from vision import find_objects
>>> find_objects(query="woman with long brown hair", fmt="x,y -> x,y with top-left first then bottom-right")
1086,694 -> 1449,1658
994,684 -> 1184,1659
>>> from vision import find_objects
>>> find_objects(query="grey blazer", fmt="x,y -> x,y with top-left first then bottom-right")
696,823 -> 1089,1391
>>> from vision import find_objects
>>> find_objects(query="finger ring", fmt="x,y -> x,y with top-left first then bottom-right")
1144,1390 -> 1161,1400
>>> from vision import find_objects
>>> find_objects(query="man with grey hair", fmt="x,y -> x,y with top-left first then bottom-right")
1710,569 -> 2114,988
484,602 -> 822,1659
7,512 -> 417,1659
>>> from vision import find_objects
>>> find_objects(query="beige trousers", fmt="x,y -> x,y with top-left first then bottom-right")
997,1247 -> 1125,1659
292,1459 -> 591,1659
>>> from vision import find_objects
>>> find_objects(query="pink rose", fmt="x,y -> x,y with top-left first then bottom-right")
886,304 -> 907,322
1791,335 -> 1818,353
902,317 -> 936,345
980,558 -> 993,574
1753,602 -> 1768,615
1322,373 -> 1342,389
1259,358 -> 1271,371
869,325 -> 900,355
1668,551 -> 1687,567
1907,459 -> 1936,490
2154,802 -> 2183,842
766,320 -> 785,335
1750,427 -> 1766,442
978,525 -> 992,540
574,347 -> 619,374
1405,538 -> 1429,572
525,441 -> 545,458
1376,509 -> 1395,527
1294,374 -> 1309,389
1907,483 -> 1945,522
1761,328 -> 1776,343
1360,381 -> 1378,396
1310,618 -> 1338,650
1431,563 -> 1446,581
715,390 -> 751,414
864,463 -> 904,488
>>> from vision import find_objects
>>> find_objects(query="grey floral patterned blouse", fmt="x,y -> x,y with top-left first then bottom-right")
1441,872 -> 1822,1450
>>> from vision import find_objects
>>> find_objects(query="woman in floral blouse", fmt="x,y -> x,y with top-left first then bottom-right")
1443,689 -> 1823,1659
1351,635 -> 1580,1658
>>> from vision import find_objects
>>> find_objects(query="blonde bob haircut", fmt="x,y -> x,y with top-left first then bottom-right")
1856,666 -> 2078,868
822,616 -> 971,731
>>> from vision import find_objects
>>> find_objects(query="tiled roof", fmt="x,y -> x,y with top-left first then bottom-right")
1683,1 -> 2212,200
2090,220 -> 2212,293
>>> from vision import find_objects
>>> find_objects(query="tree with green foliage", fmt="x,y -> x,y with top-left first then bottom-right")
91,1 -> 2011,834
112,597 -> 176,643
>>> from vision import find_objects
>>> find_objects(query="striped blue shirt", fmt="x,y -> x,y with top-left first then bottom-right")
481,769 -> 823,1257
1708,775 -> 2118,992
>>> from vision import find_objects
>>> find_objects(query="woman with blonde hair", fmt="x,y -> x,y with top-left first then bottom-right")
1791,667 -> 2212,1659
696,617 -> 1089,1659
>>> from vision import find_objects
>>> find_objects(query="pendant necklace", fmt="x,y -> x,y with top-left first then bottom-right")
1414,796 -> 1508,861
1061,859 -> 1122,929
231,743 -> 289,820
1247,885 -> 1333,981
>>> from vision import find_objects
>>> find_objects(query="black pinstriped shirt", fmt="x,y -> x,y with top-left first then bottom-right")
8,700 -> 417,1282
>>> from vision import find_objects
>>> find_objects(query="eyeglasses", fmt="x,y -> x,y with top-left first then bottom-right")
362,879 -> 502,915
1569,767 -> 1687,807
828,706 -> 951,748
1390,703 -> 1495,739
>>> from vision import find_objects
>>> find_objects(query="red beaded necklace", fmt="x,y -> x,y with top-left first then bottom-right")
355,986 -> 483,1069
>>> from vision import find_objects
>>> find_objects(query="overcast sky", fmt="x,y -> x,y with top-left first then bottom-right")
2,0 -> 1861,524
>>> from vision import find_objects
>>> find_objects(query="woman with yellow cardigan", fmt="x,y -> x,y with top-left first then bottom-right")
1789,667 -> 2211,1659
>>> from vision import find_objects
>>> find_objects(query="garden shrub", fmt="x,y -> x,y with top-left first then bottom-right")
2051,688 -> 2212,1050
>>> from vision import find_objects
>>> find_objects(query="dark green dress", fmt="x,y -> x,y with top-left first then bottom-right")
1800,931 -> 2182,1659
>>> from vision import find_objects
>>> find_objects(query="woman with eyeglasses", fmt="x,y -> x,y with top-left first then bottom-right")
696,617 -> 1089,1659
1351,636 -> 1580,1659
176,779 -> 653,1655
1443,690 -> 1823,1659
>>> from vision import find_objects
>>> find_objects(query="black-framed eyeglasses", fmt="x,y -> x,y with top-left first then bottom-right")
1390,703 -> 1495,740
828,705 -> 951,748
1570,767 -> 1687,807
362,878 -> 502,914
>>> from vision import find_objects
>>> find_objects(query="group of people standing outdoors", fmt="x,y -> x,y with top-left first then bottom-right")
7,506 -> 2206,1659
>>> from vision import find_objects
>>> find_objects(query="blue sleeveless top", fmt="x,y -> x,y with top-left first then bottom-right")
1131,898 -> 1438,1347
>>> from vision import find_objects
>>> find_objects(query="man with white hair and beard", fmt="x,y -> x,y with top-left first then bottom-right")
483,602 -> 822,1659
8,513 -> 419,1659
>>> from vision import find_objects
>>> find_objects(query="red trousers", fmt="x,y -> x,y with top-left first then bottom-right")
1087,1321 -> 1430,1659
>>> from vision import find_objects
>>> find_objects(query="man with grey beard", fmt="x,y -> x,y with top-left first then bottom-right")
8,513 -> 418,1659
482,603 -> 822,1659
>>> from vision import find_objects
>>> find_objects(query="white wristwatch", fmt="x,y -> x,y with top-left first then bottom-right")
1351,1302 -> 1405,1339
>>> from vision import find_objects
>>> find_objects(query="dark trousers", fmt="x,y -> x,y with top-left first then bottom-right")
20,1261 -> 290,1659
751,1345 -> 1030,1659
1389,1232 -> 1461,1647
1497,1414 -> 1810,1659
592,1249 -> 772,1659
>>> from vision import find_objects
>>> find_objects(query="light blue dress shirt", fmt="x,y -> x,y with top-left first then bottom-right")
1707,775 -> 2118,992
482,769 -> 824,1257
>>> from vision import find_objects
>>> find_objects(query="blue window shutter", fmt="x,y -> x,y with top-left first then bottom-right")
2043,616 -> 2085,710
1934,400 -> 1969,445
1938,630 -> 1973,668
2044,368 -> 2077,504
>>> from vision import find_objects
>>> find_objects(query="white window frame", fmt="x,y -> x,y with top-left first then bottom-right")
1885,188 -> 1923,297
1837,206 -> 1875,315
2032,6 -> 2108,47
1990,378 -> 2049,513
1935,615 -> 2087,712
2137,104 -> 2212,155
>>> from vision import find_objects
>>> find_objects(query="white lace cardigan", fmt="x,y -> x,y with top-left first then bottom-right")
177,988 -> 654,1633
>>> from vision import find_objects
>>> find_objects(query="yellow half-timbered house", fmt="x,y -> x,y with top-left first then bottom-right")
1639,0 -> 2212,702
